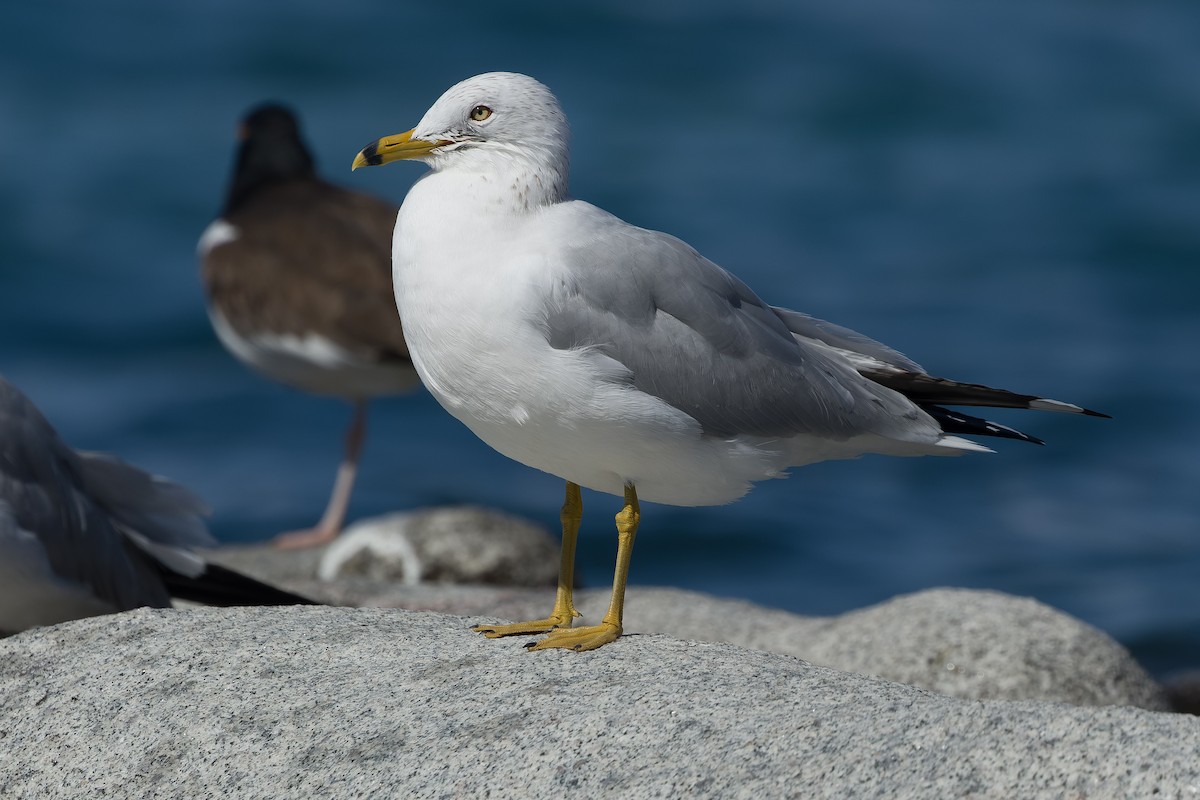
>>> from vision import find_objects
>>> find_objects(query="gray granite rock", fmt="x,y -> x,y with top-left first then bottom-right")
203,513 -> 1168,711
620,587 -> 1171,711
317,506 -> 559,586
208,506 -> 559,588
221,577 -> 1166,711
0,607 -> 1194,799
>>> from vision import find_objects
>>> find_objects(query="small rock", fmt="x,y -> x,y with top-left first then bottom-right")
317,506 -> 559,586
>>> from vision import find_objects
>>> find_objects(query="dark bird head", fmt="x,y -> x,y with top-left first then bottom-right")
224,102 -> 316,213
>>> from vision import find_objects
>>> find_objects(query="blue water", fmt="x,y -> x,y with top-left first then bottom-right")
2,1 -> 1197,676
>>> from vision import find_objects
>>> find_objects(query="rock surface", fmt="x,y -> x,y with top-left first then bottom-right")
0,607 -> 1195,799
207,539 -> 1172,711
316,506 -> 560,586
396,586 -> 1170,710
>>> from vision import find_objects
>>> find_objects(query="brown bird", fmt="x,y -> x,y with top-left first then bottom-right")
199,103 -> 418,548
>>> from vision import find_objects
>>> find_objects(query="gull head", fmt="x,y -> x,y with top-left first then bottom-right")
352,72 -> 570,193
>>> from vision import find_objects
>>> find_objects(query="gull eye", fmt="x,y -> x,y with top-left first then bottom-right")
470,105 -> 493,122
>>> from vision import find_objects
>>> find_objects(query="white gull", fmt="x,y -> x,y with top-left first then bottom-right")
352,72 -> 1104,651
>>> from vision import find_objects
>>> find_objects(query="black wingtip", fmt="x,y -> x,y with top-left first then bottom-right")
925,405 -> 1045,445
1082,408 -> 1112,419
160,562 -> 320,607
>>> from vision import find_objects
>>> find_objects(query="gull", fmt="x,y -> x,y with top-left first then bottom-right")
352,72 -> 1106,652
0,376 -> 315,635
200,103 -> 419,549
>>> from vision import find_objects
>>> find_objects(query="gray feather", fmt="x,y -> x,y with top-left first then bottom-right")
770,307 -> 1107,418
0,378 -> 174,611
538,211 -> 928,440
770,307 -> 925,374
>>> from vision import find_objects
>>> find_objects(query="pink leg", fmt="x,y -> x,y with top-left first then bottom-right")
274,399 -> 368,549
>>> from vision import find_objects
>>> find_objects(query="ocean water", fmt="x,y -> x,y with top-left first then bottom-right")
2,0 -> 1197,676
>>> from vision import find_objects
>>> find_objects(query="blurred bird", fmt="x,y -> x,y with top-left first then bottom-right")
0,375 -> 315,636
199,103 -> 419,548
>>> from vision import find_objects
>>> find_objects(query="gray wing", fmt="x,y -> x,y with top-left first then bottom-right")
538,210 -> 926,440
770,307 -> 1106,418
75,451 -> 213,576
0,378 -> 178,611
769,307 -> 924,374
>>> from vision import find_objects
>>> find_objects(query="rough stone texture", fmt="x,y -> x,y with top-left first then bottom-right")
319,507 -> 559,586
206,568 -> 1168,710
0,607 -> 1195,800
203,514 -> 1169,711
209,507 -> 559,588
620,587 -> 1172,711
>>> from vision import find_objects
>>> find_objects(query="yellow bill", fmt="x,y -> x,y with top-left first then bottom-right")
352,129 -> 450,170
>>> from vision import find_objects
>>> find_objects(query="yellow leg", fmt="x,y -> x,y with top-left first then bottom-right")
472,482 -> 583,637
528,484 -> 640,652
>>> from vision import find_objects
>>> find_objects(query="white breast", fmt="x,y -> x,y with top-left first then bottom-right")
392,175 -> 796,506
